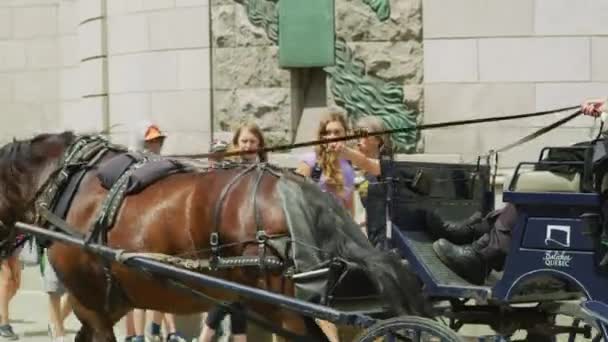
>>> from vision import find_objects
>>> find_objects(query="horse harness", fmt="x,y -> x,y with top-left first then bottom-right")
208,162 -> 287,274
30,136 -> 295,306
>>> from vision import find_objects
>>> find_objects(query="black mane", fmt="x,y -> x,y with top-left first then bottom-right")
282,171 -> 431,316
0,137 -> 31,168
0,131 -> 77,223
0,131 -> 76,166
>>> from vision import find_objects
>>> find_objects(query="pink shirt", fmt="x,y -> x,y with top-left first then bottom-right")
301,151 -> 355,207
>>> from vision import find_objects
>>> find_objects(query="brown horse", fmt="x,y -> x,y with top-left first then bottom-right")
0,131 -> 428,342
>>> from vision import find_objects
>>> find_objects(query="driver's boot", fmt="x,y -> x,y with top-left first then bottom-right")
425,210 -> 486,244
432,238 -> 489,285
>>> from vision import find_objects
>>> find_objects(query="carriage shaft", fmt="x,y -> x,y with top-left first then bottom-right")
15,222 -> 376,328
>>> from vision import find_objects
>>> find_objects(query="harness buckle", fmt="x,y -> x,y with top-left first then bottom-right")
209,233 -> 220,271
210,232 -> 219,247
59,169 -> 70,180
255,231 -> 267,243
256,231 -> 268,273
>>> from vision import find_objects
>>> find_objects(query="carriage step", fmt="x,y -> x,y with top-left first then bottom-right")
401,231 -> 472,286
391,228 -> 491,299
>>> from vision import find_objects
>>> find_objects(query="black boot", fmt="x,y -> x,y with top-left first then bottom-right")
432,238 -> 488,285
425,210 -> 485,244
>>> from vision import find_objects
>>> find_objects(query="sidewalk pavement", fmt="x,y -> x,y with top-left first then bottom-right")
13,265 -> 121,342
11,262 -> 582,341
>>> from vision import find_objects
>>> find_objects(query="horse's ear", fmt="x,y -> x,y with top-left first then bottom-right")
30,133 -> 70,160
59,131 -> 76,144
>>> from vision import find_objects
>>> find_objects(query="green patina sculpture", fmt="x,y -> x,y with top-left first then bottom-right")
325,38 -> 417,152
234,0 -> 418,152
240,0 -> 279,44
362,0 -> 391,21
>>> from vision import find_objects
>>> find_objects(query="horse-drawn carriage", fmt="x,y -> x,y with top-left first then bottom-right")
376,141 -> 608,341
4,117 -> 608,341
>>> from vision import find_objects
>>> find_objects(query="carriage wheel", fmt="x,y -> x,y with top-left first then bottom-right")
354,316 -> 464,342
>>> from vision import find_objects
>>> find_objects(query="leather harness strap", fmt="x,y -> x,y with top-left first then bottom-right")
209,163 -> 287,273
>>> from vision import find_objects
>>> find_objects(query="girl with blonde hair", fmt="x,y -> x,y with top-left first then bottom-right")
296,110 -> 356,215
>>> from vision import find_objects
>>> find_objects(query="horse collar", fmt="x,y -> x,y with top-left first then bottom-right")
32,135 -> 113,229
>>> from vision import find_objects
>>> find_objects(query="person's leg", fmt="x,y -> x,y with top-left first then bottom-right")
125,311 -> 136,342
196,313 -> 208,342
315,320 -> 339,342
0,256 -> 19,340
433,219 -> 512,285
146,310 -> 163,341
365,222 -> 386,249
6,257 -> 19,301
0,262 -> 11,326
132,309 -> 146,341
59,294 -> 72,324
433,235 -> 489,285
473,223 -> 511,271
198,323 -> 216,342
425,210 -> 490,244
43,250 -> 68,340
199,306 -> 227,342
164,313 -> 186,341
230,304 -> 247,342
48,292 -> 65,338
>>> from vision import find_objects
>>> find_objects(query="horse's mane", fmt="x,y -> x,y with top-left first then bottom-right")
0,131 -> 78,163
282,171 -> 431,316
0,131 -> 77,203
0,136 -> 32,169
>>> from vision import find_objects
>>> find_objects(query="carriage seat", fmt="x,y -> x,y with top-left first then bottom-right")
512,171 -> 580,193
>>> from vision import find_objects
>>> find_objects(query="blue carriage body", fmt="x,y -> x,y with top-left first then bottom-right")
393,190 -> 608,304
375,143 -> 608,339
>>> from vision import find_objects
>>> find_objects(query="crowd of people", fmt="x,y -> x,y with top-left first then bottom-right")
0,98 -> 606,341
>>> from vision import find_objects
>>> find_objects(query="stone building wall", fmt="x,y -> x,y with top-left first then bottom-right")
0,0 -> 212,157
0,0 -> 79,143
211,0 -> 424,152
1,0 -> 423,155
210,0 -> 291,145
5,0 -> 608,165
423,0 -> 608,170
105,0 -> 212,155
331,0 -> 423,152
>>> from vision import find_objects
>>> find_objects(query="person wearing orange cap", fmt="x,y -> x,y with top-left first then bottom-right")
143,124 -> 166,155
124,122 -> 186,342
129,121 -> 167,156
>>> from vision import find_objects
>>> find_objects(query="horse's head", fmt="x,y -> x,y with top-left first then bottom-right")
0,131 -> 76,253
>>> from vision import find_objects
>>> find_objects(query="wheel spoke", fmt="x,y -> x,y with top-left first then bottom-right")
355,316 -> 463,342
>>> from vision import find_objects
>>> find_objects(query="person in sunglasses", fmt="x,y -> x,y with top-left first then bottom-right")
296,111 -> 356,217
329,116 -> 391,245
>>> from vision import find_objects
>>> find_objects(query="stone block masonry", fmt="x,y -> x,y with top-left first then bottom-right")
423,0 -> 608,170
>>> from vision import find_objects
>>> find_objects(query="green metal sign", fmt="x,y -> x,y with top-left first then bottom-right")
278,0 -> 336,68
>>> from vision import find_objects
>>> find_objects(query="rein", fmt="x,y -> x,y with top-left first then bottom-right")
173,105 -> 582,160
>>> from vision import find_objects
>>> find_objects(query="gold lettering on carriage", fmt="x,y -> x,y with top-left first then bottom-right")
543,251 -> 572,268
